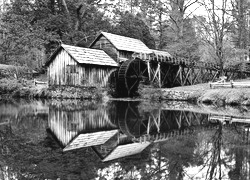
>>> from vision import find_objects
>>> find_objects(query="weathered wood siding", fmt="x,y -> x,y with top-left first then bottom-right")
118,50 -> 133,61
82,65 -> 116,87
91,36 -> 133,62
91,36 -> 119,61
47,49 -> 117,87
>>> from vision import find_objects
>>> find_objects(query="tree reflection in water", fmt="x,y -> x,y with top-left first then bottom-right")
0,100 -> 250,179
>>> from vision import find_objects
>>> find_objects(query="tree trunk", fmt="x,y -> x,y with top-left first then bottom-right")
74,4 -> 88,31
212,0 -> 224,73
60,0 -> 69,15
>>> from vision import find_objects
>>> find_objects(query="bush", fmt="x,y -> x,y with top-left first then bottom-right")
0,78 -> 23,94
0,64 -> 31,79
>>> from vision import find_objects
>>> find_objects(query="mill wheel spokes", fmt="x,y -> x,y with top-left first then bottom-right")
117,58 -> 148,97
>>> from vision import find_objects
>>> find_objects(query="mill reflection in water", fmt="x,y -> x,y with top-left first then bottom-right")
1,100 -> 250,179
47,101 -> 250,163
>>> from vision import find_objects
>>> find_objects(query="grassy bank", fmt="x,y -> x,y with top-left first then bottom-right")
2,76 -> 250,106
140,81 -> 250,106
0,78 -> 103,100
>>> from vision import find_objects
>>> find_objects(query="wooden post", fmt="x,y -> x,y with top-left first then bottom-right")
147,61 -> 151,81
158,109 -> 161,133
158,63 -> 161,87
209,81 -> 212,88
147,116 -> 151,134
179,66 -> 183,85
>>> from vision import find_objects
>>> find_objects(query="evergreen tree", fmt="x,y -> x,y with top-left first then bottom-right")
114,12 -> 156,49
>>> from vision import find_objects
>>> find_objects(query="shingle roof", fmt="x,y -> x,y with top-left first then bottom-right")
102,142 -> 151,162
63,130 -> 119,152
46,44 -> 118,67
151,49 -> 172,57
90,32 -> 152,54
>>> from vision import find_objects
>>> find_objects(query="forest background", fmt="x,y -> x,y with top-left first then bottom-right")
0,0 -> 249,72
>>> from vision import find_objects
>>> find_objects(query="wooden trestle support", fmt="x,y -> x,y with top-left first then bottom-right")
135,53 -> 250,88
115,53 -> 250,97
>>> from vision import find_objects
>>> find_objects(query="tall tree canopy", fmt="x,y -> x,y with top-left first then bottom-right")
114,12 -> 156,49
0,0 -> 250,71
0,0 -> 113,68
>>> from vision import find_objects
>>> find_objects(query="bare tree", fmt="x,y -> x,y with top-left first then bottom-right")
168,0 -> 200,42
198,0 -> 232,72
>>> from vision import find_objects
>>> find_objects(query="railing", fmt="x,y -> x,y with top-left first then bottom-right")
210,80 -> 250,88
34,79 -> 48,85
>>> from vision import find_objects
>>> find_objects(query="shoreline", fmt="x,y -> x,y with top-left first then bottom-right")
1,78 -> 250,106
2,96 -> 250,119
139,82 -> 250,106
0,78 -> 104,100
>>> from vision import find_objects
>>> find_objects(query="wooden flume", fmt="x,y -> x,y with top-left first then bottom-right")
115,52 -> 250,96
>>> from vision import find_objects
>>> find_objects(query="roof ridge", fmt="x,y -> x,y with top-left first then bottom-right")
101,31 -> 144,41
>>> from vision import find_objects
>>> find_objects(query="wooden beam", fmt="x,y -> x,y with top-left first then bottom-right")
147,116 -> 151,134
211,70 -> 219,82
158,63 -> 161,87
192,68 -> 202,85
172,65 -> 182,86
147,61 -> 151,81
152,63 -> 160,82
161,65 -> 171,86
183,68 -> 192,85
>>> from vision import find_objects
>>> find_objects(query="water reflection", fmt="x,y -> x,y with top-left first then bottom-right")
1,100 -> 250,179
48,100 -> 117,147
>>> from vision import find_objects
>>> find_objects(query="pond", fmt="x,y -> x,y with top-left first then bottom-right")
0,99 -> 250,180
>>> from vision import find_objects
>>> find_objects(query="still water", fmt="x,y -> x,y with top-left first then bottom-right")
0,99 -> 250,180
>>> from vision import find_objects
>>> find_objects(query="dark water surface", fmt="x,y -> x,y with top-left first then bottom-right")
0,99 -> 250,180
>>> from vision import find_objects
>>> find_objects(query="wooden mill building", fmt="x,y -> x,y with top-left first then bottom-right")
46,32 -> 173,89
89,31 -> 153,63
45,44 -> 118,87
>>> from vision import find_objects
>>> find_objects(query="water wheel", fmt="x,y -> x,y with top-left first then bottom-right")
117,58 -> 148,97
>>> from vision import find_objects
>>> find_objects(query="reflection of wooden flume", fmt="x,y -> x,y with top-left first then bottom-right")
51,101 -> 250,162
134,126 -> 216,143
118,104 -> 209,137
209,115 -> 250,144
